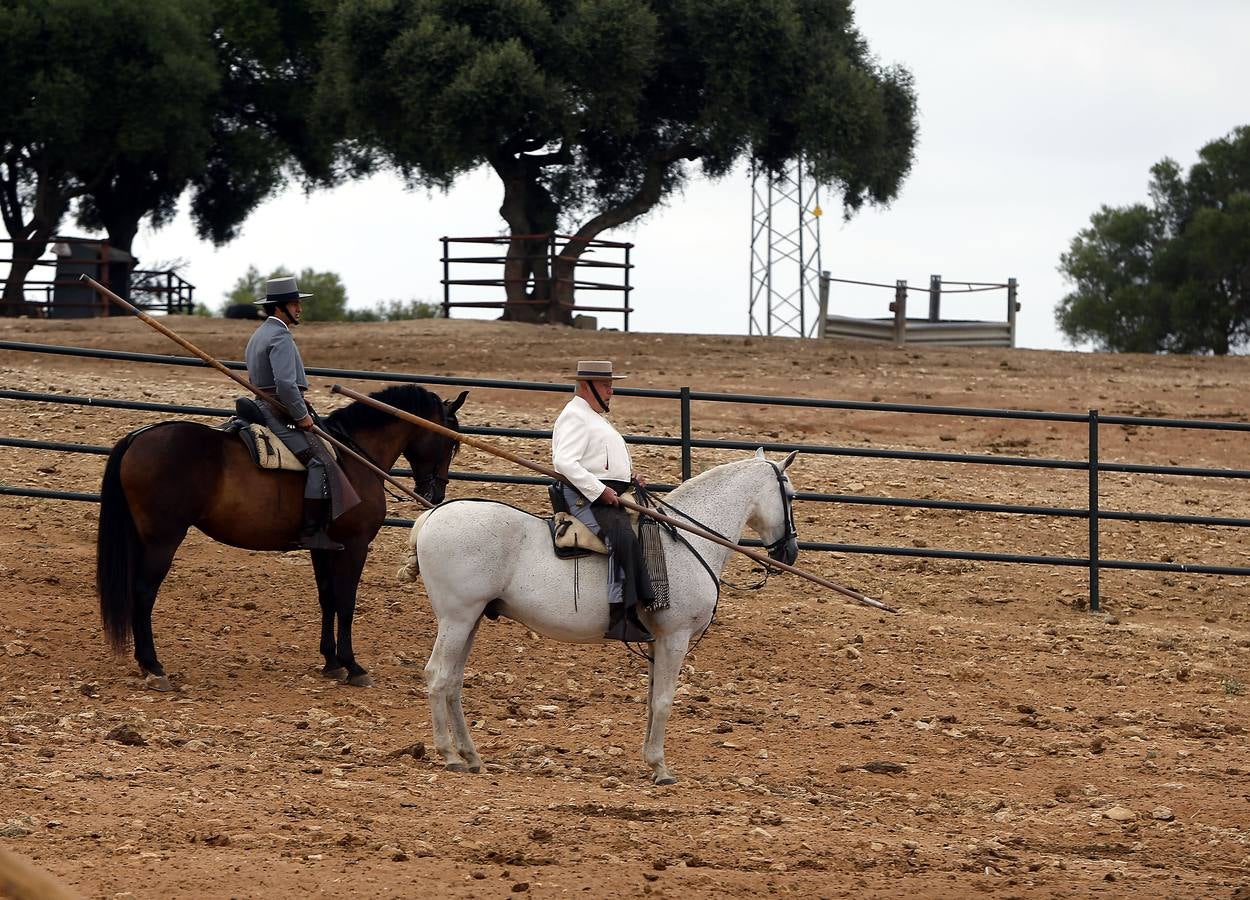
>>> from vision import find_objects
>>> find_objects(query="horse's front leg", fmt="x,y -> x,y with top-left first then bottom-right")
643,633 -> 690,785
312,546 -> 371,686
311,552 -> 345,680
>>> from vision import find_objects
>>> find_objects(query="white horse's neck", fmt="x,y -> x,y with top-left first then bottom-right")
663,459 -> 774,575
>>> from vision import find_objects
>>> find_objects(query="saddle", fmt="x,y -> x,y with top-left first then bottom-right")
218,397 -> 335,472
547,482 -> 609,558
547,481 -> 671,611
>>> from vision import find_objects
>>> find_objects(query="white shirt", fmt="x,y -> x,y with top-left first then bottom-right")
552,395 -> 632,500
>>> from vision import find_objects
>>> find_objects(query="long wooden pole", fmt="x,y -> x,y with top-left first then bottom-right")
79,275 -> 433,509
331,383 -> 897,614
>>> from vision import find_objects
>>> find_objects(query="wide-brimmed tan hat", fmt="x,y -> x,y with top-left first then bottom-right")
253,275 -> 313,305
574,360 -> 627,381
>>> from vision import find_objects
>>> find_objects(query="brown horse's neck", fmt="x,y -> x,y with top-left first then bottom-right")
348,420 -> 412,475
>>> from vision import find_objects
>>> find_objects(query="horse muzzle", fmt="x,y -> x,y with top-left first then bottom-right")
769,537 -> 799,567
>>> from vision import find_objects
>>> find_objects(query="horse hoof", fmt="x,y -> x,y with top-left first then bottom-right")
346,673 -> 373,688
466,761 -> 483,774
653,774 -> 678,786
445,762 -> 471,773
321,666 -> 349,681
144,673 -> 173,693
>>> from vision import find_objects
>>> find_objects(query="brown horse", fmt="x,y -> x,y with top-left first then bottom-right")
96,385 -> 467,690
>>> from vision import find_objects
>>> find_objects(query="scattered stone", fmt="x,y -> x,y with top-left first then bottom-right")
389,741 -> 425,760
511,882 -> 530,893
202,833 -> 230,847
529,827 -> 553,843
845,646 -> 861,660
105,724 -> 147,747
1104,806 -> 1135,822
861,760 -> 907,775
1090,737 -> 1106,754
1151,806 -> 1175,822
35,748 -> 54,758
600,776 -> 621,789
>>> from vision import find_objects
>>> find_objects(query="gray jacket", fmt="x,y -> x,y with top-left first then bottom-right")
244,316 -> 310,421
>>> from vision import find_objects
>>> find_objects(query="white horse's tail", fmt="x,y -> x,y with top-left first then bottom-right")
396,509 -> 436,583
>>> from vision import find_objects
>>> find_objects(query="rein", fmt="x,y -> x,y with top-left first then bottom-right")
633,460 -> 797,593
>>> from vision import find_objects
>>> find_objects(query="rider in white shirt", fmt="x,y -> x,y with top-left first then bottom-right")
552,360 -> 655,642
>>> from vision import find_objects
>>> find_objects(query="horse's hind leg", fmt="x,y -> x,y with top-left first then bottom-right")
446,618 -> 484,772
643,634 -> 690,785
424,617 -> 478,771
132,536 -> 183,692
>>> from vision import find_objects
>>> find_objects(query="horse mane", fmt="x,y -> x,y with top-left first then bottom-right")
325,384 -> 446,435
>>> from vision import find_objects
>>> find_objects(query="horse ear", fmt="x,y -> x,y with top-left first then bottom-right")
755,447 -> 766,459
781,450 -> 799,471
445,390 -> 469,415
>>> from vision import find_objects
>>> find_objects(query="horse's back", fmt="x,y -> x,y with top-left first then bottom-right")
120,421 -> 303,547
416,501 -> 566,597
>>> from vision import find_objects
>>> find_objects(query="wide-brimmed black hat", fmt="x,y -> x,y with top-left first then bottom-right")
253,275 -> 313,305
574,360 -> 627,380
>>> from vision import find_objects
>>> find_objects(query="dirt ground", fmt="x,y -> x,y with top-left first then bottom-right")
1,315 -> 1248,899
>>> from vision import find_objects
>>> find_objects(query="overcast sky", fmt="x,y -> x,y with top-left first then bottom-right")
134,1 -> 1250,351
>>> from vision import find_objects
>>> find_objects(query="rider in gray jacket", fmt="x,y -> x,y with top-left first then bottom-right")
245,275 -> 356,550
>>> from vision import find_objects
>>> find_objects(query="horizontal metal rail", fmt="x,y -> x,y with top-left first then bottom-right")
4,339 -> 1250,612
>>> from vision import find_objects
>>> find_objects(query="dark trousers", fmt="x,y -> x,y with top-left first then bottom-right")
591,484 -> 656,610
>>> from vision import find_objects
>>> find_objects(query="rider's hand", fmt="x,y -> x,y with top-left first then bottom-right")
632,473 -> 648,488
599,485 -> 621,506
295,414 -> 314,430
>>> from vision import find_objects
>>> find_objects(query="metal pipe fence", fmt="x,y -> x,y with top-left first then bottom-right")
2,340 -> 1249,612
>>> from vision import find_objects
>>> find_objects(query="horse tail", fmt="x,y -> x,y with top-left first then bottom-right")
96,431 -> 140,653
396,509 -> 436,582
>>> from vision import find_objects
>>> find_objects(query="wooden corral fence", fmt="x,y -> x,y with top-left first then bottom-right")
0,236 -> 195,317
441,233 -> 633,330
819,273 -> 1019,347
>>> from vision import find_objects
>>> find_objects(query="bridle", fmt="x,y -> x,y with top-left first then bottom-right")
760,460 -> 798,560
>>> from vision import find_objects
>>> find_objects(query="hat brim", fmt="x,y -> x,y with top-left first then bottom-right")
575,373 -> 628,380
253,292 -> 313,305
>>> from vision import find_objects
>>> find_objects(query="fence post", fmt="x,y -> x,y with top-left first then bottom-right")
623,242 -> 632,333
1007,277 -> 1019,347
891,280 -> 907,345
928,274 -> 941,322
816,270 -> 830,338
1088,409 -> 1100,614
680,387 -> 692,482
441,236 -> 451,319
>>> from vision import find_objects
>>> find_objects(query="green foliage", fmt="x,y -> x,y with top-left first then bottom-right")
319,0 -> 917,232
0,0 -> 219,312
224,265 -> 348,321
344,299 -> 441,322
1057,126 -> 1250,354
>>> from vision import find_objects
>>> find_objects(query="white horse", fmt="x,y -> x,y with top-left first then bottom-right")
405,449 -> 800,785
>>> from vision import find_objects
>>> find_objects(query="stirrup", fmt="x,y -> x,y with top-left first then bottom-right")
295,529 -> 344,551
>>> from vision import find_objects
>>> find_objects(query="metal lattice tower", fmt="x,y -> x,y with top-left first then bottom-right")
748,161 -> 823,337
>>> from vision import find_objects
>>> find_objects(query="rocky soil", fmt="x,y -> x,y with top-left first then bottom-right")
1,315 -> 1248,898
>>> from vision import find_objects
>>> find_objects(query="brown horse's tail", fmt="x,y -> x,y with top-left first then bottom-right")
96,431 -> 139,653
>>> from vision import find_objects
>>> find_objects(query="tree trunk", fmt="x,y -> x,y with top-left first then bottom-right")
0,247 -> 39,317
490,147 -> 572,325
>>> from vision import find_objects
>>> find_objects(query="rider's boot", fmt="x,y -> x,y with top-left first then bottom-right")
297,499 -> 344,551
604,601 -> 654,643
